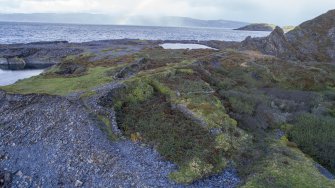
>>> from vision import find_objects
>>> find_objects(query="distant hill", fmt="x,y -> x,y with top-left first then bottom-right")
124,16 -> 248,29
0,13 -> 116,25
0,13 -> 248,29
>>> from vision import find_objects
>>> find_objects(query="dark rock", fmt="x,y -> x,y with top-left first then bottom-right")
27,41 -> 69,45
114,58 -> 148,79
241,27 -> 298,60
0,58 -> 8,69
0,170 -> 12,188
286,9 -> 335,61
241,10 -> 335,62
7,57 -> 26,70
0,43 -> 83,70
55,63 -> 87,76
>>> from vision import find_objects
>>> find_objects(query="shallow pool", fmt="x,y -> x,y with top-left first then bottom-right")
0,69 -> 44,86
160,43 -> 217,50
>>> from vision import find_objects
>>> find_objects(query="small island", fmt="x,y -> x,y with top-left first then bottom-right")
235,23 -> 276,31
236,23 -> 296,32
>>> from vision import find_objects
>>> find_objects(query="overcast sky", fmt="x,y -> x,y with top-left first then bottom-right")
0,0 -> 334,25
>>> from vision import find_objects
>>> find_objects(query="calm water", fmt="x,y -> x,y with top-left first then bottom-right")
0,22 -> 270,44
0,69 -> 44,86
160,43 -> 217,50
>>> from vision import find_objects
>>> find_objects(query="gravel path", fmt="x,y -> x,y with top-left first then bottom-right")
0,89 -> 241,187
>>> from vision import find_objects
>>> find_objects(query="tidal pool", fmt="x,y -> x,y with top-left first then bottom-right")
160,43 -> 217,50
0,69 -> 44,86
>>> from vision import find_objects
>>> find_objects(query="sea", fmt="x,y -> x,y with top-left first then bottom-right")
0,21 -> 270,86
0,22 -> 270,44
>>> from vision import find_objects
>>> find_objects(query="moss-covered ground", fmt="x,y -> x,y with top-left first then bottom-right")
1,47 -> 334,186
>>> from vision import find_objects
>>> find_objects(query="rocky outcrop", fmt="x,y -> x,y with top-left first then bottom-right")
114,58 -> 149,79
241,9 -> 335,62
241,26 -> 298,59
0,42 -> 83,70
7,57 -> 26,70
0,58 -> 8,69
285,9 -> 335,61
54,62 -> 87,76
0,57 -> 27,70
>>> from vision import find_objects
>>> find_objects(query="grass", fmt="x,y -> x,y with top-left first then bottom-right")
2,46 -> 335,186
242,139 -> 335,188
222,90 -> 261,115
109,68 -> 251,183
98,115 -> 117,141
116,93 -> 227,184
1,66 -> 114,96
288,113 -> 335,173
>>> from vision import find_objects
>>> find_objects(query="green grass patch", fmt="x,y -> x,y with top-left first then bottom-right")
242,140 -> 335,188
1,66 -> 114,96
110,73 -> 250,184
98,115 -> 117,141
288,113 -> 335,173
116,94 -> 227,184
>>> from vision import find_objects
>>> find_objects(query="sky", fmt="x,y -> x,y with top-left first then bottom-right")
0,0 -> 334,25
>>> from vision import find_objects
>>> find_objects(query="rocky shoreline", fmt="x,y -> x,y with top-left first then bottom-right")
1,9 -> 334,71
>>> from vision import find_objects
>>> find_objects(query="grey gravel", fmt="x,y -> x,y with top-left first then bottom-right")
0,90 -> 241,187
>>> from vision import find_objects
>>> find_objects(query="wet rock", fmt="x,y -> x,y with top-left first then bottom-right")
0,42 -> 83,70
0,58 -> 8,69
24,57 -> 59,69
315,163 -> 335,180
7,57 -> 26,70
28,41 -> 69,45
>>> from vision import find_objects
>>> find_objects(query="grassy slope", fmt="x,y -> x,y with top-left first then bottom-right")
1,66 -> 114,96
1,48 -> 334,186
